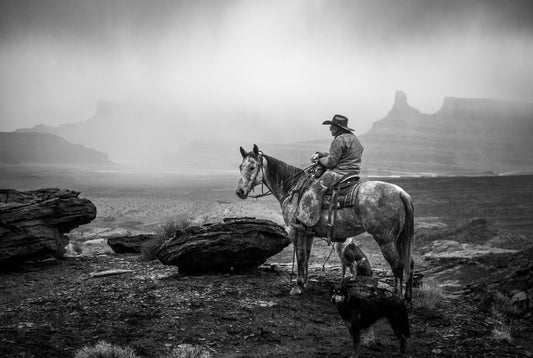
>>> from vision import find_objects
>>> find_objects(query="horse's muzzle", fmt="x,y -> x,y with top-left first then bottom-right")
235,188 -> 247,199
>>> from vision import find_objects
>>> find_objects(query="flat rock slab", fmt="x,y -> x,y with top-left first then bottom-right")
107,234 -> 157,254
157,217 -> 290,274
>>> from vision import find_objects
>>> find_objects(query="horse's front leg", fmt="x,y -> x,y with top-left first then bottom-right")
303,233 -> 314,283
289,228 -> 308,295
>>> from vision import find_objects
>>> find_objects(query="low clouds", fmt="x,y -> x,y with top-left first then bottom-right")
1,0 -> 532,138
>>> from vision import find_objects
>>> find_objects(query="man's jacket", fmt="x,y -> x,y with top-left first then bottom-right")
318,132 -> 364,175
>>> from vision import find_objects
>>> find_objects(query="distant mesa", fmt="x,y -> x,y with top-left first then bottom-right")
385,90 -> 421,119
11,92 -> 533,175
0,132 -> 111,165
360,90 -> 533,175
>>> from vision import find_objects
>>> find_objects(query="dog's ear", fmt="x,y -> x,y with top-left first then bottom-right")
340,284 -> 349,295
328,282 -> 335,294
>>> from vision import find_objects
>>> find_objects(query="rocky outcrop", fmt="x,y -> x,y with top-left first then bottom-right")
157,218 -> 290,274
0,188 -> 96,265
361,91 -> 533,174
465,247 -> 533,319
107,234 -> 158,254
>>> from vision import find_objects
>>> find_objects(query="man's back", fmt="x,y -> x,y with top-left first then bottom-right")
320,132 -> 364,175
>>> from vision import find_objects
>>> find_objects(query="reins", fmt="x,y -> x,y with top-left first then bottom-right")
248,155 -> 316,200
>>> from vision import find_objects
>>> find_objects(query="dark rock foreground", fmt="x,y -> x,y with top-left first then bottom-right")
107,234 -> 157,254
0,188 -> 96,265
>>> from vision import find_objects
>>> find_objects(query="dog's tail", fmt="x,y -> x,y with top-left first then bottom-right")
398,190 -> 414,300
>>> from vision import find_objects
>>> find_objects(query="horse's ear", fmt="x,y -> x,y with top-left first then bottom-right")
253,144 -> 259,156
239,146 -> 247,158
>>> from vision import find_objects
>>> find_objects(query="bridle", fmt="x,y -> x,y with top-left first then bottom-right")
246,151 -> 272,200
244,151 -> 315,201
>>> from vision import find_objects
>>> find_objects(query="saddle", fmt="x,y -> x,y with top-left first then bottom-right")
322,174 -> 362,210
291,169 -> 363,241
323,174 -> 364,242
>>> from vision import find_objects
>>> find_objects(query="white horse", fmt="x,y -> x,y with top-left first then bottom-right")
236,145 -> 415,300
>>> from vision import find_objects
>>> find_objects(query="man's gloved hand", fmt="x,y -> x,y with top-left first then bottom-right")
310,152 -> 320,163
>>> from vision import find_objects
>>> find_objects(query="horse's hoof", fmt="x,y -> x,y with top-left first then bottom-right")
290,286 -> 302,295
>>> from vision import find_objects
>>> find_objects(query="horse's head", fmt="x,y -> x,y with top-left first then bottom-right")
236,144 -> 264,199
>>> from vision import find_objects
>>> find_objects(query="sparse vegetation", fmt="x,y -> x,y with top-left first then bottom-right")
155,216 -> 192,238
491,319 -> 513,342
72,241 -> 83,255
491,291 -> 521,317
140,216 -> 194,261
74,341 -> 139,358
413,278 -> 444,310
168,344 -> 213,358
489,293 -> 515,342
361,327 -> 376,346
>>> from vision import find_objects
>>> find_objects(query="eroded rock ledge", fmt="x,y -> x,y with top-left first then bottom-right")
0,188 -> 96,265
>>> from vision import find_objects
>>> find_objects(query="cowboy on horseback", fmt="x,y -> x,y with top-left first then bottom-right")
296,114 -> 364,228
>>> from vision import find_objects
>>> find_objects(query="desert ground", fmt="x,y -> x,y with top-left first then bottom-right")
1,166 -> 533,357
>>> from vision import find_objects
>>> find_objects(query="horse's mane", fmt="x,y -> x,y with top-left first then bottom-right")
262,154 -> 304,193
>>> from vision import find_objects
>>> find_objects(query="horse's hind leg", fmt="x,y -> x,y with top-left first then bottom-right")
378,242 -> 404,297
405,258 -> 415,301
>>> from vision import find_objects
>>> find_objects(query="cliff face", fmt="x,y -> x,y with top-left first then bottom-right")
360,91 -> 533,174
0,132 -> 111,165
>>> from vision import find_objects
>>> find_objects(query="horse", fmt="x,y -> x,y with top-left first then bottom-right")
236,144 -> 415,301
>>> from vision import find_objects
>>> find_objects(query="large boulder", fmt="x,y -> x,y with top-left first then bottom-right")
0,188 -> 96,265
157,217 -> 290,274
107,234 -> 157,254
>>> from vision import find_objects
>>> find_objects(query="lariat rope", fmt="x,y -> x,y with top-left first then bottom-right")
321,245 -> 336,271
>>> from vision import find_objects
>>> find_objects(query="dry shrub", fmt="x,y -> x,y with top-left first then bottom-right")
74,341 -> 139,358
491,291 -> 521,317
490,293 -> 515,342
140,216 -> 194,261
167,344 -> 213,358
155,216 -> 193,238
413,278 -> 444,310
491,319 -> 513,342
361,327 -> 376,346
72,241 -> 83,255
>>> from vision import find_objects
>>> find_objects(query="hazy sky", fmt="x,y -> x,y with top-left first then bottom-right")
1,0 -> 533,138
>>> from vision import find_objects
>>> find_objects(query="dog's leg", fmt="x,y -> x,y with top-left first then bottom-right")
389,318 -> 407,356
350,327 -> 362,358
349,261 -> 357,281
340,263 -> 346,284
387,309 -> 410,357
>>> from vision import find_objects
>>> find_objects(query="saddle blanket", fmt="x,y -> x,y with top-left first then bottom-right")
322,179 -> 364,210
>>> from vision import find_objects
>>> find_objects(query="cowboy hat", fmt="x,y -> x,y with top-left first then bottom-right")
322,114 -> 354,132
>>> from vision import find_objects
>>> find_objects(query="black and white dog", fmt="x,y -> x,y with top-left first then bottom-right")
330,284 -> 410,358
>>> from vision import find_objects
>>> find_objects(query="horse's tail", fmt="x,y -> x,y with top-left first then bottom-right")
398,190 -> 414,297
